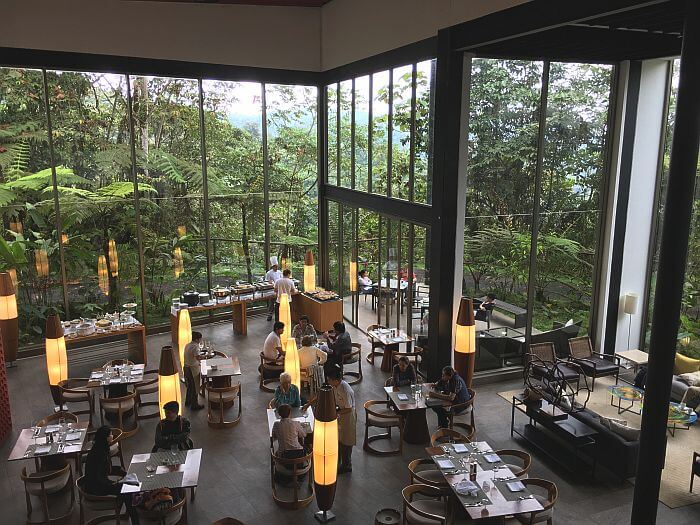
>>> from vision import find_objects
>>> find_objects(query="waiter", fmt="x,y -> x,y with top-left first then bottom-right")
183,331 -> 204,410
265,256 -> 283,321
274,268 -> 298,322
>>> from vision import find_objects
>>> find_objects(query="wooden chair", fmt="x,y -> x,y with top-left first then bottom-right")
135,369 -> 160,420
136,494 -> 187,525
58,378 -> 95,428
393,346 -> 424,377
259,352 -> 283,393
270,447 -> 314,510
76,475 -> 127,525
206,382 -> 242,428
21,464 -> 74,524
37,411 -> 79,427
402,484 -> 447,525
407,459 -> 450,494
342,342 -> 363,385
363,400 -> 404,456
691,451 -> 700,492
503,478 -> 557,525
105,360 -> 134,367
447,388 -> 476,437
495,449 -> 532,479
99,392 -> 139,438
567,336 -> 620,389
526,342 -> 581,390
212,519 -> 245,525
365,324 -> 386,365
430,428 -> 472,447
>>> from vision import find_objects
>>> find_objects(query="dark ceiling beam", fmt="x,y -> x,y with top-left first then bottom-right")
122,0 -> 332,6
450,0 -> 671,51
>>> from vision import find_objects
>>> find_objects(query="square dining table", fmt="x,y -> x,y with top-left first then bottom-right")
425,441 -> 543,521
8,422 -> 89,464
121,449 -> 202,494
384,385 -> 451,444
368,329 -> 414,372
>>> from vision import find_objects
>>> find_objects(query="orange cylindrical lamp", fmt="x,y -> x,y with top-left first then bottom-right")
304,250 -> 316,292
454,297 -> 476,388
279,293 -> 292,347
45,314 -> 68,405
173,247 -> 184,278
0,272 -> 19,365
177,309 -> 191,373
313,384 -> 338,522
9,221 -> 23,235
284,338 -> 301,391
158,345 -> 182,418
35,249 -> 49,277
349,261 -> 357,292
108,240 -> 119,277
98,255 -> 109,296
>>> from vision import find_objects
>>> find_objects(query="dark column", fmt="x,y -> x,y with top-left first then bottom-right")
631,3 -> 700,523
427,28 -> 470,380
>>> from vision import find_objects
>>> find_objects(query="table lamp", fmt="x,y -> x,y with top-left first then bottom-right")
349,261 -> 357,293
313,384 -> 338,522
623,292 -> 639,351
284,338 -> 301,391
0,272 -> 19,366
158,345 -> 182,418
45,314 -> 67,406
279,293 -> 292,346
454,297 -> 476,388
178,309 -> 191,373
98,255 -> 109,295
304,250 -> 316,292
108,239 -> 119,277
35,249 -> 48,278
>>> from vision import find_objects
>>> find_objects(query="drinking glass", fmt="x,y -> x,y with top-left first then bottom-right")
170,443 -> 178,457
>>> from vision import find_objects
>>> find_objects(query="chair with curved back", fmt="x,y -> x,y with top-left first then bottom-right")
205,382 -> 242,428
402,484 -> 447,525
99,392 -> 139,438
365,324 -> 387,365
211,519 -> 245,525
136,493 -> 187,525
259,352 -> 283,393
393,346 -> 424,373
447,388 -> 476,437
430,427 -> 472,447
363,400 -> 404,456
135,369 -> 160,420
495,449 -> 532,479
342,342 -> 363,385
58,378 -> 95,428
76,475 -> 127,525
567,336 -> 620,390
270,447 -> 314,510
407,459 -> 450,495
503,478 -> 557,525
105,360 -> 134,368
21,463 -> 74,525
37,411 -> 79,427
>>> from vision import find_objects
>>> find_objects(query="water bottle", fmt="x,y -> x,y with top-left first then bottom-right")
469,459 -> 478,481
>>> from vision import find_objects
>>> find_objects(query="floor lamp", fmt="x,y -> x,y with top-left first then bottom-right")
623,293 -> 639,351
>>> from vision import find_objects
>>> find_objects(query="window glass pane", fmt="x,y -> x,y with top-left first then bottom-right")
372,71 -> 389,196
0,68 -> 64,345
354,76 -> 370,193
328,201 -> 340,293
392,65 -> 413,200
415,60 -> 435,204
339,80 -> 352,188
327,85 -> 337,185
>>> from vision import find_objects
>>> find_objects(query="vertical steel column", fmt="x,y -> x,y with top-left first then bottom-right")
524,62 -> 550,347
262,83 -> 271,269
125,75 -> 149,327
632,5 -> 700,523
318,86 -> 330,289
197,79 -> 213,292
41,70 -> 70,318
387,70 -> 394,198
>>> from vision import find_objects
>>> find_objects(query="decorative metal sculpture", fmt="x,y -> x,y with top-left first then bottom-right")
523,353 -> 590,414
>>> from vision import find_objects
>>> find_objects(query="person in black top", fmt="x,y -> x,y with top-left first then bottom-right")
83,426 -> 139,523
324,321 -> 352,373
392,356 -> 417,386
152,401 -> 192,452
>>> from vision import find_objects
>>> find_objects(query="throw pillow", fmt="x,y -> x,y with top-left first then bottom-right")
608,419 -> 640,441
674,353 -> 700,375
598,415 -> 628,429
678,370 -> 700,387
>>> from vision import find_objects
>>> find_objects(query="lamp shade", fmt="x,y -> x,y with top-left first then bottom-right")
35,249 -> 49,277
61,233 -> 69,245
45,314 -> 67,386
349,261 -> 357,292
0,272 -> 18,320
9,221 -> 23,235
177,225 -> 186,237
455,297 -> 475,354
97,255 -> 109,296
173,247 -> 184,278
623,293 -> 639,315
108,240 -> 119,277
158,345 -> 182,418
177,309 -> 191,372
304,250 -> 315,292
279,293 -> 292,346
284,338 -> 301,391
313,384 -> 338,512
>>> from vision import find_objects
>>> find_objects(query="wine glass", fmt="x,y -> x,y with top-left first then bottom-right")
170,443 -> 178,458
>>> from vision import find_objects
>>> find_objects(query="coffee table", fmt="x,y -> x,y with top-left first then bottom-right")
609,385 -> 644,415
666,402 -> 698,437
614,349 -> 648,385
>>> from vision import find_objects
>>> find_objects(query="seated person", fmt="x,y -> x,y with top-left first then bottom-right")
299,335 -> 327,370
271,404 -> 307,459
324,321 -> 352,371
475,292 -> 496,322
152,401 -> 192,452
263,322 -> 285,363
292,315 -> 317,346
272,372 -> 302,408
428,366 -> 472,429
358,269 -> 372,292
392,355 -> 417,387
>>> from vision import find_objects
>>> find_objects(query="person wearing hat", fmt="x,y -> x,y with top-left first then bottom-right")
152,401 -> 193,452
265,256 -> 283,321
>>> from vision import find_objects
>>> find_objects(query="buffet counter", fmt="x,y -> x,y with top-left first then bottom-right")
65,323 -> 147,365
292,292 -> 343,333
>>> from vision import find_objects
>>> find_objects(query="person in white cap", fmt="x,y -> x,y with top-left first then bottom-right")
265,256 -> 283,321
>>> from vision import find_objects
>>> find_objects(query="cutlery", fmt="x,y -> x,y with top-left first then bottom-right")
518,495 -> 534,500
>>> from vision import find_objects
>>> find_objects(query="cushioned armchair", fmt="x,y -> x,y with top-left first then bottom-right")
568,336 -> 620,389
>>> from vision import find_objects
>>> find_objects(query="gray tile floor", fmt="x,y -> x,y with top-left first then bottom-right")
1,315 -> 698,524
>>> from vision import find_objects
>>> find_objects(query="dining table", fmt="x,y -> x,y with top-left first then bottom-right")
8,422 -> 89,470
368,328 -> 413,372
266,407 -> 315,446
425,440 -> 543,521
384,384 -> 451,444
201,356 -> 241,387
121,448 -> 202,497
88,363 -> 145,397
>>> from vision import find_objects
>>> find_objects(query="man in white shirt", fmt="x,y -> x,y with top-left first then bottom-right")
263,322 -> 285,362
271,403 -> 307,458
273,268 -> 298,322
265,256 -> 283,321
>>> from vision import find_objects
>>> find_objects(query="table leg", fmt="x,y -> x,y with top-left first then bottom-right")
232,303 -> 247,335
380,344 -> 398,373
403,408 -> 430,444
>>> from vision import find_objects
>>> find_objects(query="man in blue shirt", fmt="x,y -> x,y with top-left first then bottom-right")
429,366 -> 472,429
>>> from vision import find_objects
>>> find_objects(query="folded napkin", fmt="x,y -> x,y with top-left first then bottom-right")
65,431 -> 82,441
122,473 -> 140,486
34,445 -> 52,455
435,458 -> 455,470
506,481 -> 525,492
109,378 -> 122,384
484,454 -> 501,463
453,443 -> 469,454
454,480 -> 479,496
90,373 -> 103,379
44,425 -> 60,433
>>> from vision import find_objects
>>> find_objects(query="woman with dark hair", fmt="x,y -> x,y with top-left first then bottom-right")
83,426 -> 139,523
